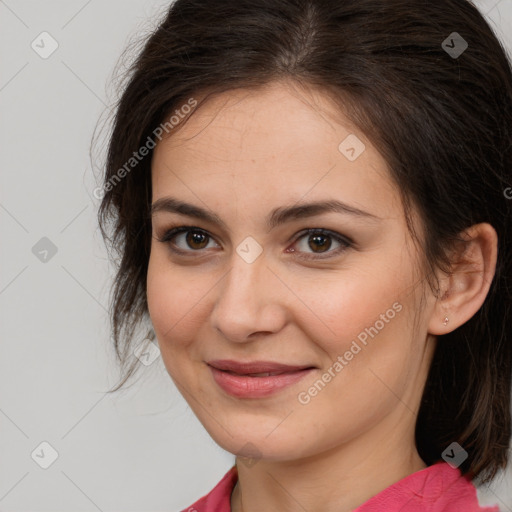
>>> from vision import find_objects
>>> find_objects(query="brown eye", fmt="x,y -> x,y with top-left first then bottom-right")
290,229 -> 352,259
307,233 -> 332,253
159,227 -> 218,252
185,230 -> 210,250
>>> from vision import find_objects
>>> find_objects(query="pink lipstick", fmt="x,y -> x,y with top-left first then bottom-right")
207,360 -> 315,398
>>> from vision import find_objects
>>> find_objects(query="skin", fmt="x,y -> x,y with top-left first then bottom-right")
146,80 -> 498,512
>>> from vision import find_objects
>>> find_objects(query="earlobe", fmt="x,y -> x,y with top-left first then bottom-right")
428,223 -> 498,336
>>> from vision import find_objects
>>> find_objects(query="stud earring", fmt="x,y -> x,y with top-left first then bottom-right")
443,316 -> 449,326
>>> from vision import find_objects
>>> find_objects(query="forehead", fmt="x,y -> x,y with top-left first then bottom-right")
155,81 -> 365,161
151,81 -> 400,217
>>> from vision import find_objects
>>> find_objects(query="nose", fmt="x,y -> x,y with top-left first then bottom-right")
210,249 -> 288,343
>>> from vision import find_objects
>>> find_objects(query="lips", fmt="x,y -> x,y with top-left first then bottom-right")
207,359 -> 315,376
207,359 -> 316,398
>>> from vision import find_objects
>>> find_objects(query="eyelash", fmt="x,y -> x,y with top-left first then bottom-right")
157,225 -> 354,260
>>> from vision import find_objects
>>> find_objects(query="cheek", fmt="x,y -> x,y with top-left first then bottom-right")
146,258 -> 208,388
297,262 -> 413,354
294,275 -> 418,428
295,265 -> 424,413
146,251 -> 202,349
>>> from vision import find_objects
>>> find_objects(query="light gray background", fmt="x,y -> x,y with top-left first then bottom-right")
0,0 -> 511,510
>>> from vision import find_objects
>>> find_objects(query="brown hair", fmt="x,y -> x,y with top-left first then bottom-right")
96,0 -> 512,483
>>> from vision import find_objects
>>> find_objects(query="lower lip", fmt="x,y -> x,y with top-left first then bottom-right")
209,366 -> 315,398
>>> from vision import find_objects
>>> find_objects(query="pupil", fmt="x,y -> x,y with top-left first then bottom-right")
187,231 -> 208,249
309,234 -> 331,253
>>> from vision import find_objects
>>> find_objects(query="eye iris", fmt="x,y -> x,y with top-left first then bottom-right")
308,234 -> 332,253
186,230 -> 208,249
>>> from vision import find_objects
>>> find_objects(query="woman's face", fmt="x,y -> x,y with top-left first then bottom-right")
147,81 -> 437,463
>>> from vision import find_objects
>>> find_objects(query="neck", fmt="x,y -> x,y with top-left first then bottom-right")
230,416 -> 426,512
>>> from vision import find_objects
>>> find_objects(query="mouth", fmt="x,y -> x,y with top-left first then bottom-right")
207,359 -> 316,376
222,370 -> 303,377
206,360 -> 317,398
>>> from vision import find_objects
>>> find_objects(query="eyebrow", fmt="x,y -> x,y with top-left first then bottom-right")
150,197 -> 380,230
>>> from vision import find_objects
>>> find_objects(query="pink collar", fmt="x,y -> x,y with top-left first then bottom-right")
181,461 -> 499,512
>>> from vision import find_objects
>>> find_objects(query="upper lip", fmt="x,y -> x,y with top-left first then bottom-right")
207,360 -> 315,375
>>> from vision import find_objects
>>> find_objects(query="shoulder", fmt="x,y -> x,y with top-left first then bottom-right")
179,465 -> 238,512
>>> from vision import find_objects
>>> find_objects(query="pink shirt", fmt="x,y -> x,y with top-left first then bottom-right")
180,462 -> 500,511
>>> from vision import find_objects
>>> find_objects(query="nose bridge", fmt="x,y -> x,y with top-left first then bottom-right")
211,243 -> 284,341
220,247 -> 268,313
224,234 -> 269,299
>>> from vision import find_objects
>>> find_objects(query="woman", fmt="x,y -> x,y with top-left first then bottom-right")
97,0 -> 512,510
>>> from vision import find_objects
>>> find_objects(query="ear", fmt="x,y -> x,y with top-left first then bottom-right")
428,223 -> 498,336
